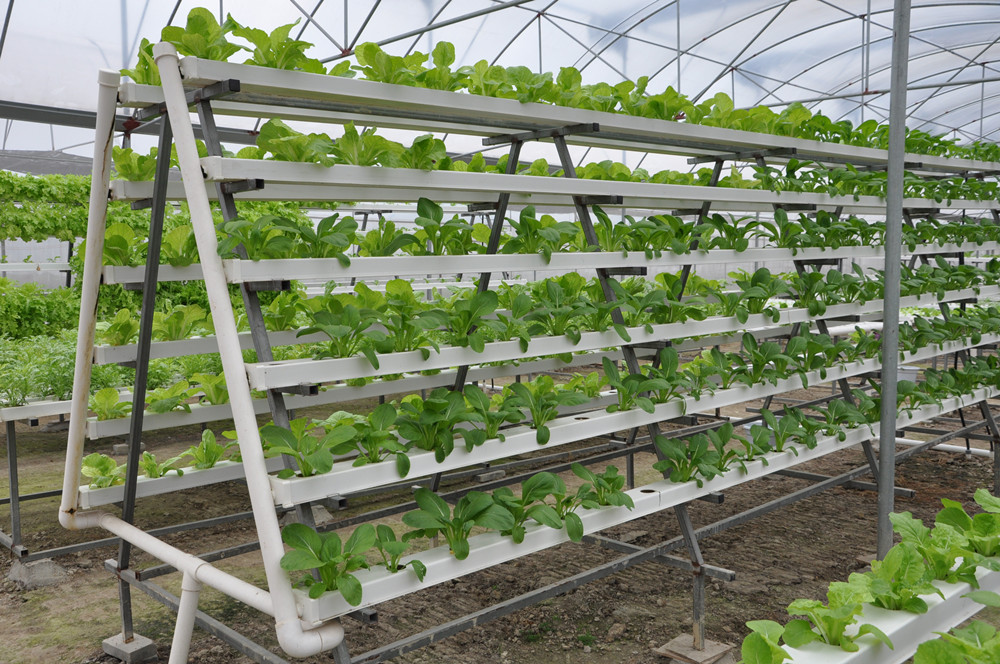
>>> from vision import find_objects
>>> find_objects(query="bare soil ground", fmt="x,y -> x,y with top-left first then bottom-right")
2,389 -> 999,664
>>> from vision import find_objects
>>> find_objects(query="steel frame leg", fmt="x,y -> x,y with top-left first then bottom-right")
674,503 -> 707,650
4,420 -> 24,556
114,118 -> 173,642
194,100 -> 316,533
552,134 -> 718,651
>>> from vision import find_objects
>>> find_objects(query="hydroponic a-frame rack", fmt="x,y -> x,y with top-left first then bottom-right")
59,41 -> 1000,664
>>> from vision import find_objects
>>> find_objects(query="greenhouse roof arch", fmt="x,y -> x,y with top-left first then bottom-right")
2,0 -> 1000,162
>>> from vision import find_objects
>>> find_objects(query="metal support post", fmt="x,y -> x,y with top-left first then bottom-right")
877,0 -> 911,559
195,99 -> 315,531
114,118 -> 173,642
451,137 -> 523,391
4,420 -> 24,555
674,503 -> 707,651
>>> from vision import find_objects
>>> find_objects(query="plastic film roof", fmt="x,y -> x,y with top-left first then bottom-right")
1,0 -> 999,159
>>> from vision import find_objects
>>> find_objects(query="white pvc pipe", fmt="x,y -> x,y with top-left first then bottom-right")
60,69 -> 120,531
168,573 -> 202,664
896,437 -> 993,458
152,42 -> 344,658
53,66 -> 310,657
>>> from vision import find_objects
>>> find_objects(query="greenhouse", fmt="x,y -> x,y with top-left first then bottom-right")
5,1 -> 1000,662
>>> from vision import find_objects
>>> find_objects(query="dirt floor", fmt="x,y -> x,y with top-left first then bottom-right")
3,387 -> 1000,664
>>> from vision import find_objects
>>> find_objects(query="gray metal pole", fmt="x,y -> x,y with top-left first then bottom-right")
877,0 -> 911,560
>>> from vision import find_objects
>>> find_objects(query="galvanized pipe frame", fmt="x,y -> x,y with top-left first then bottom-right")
80,53 -> 1000,664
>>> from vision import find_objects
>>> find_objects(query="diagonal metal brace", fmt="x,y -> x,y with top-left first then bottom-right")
583,535 -> 736,580
483,122 -> 600,146
687,146 -> 799,165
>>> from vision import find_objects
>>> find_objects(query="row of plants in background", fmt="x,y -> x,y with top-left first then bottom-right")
79,429 -> 238,487
0,277 -> 79,339
0,171 -> 152,243
81,298 -> 1000,422
107,115 -> 1000,204
238,334 -> 1000,485
90,263 -> 1000,404
100,199 -> 1000,270
741,489 -> 1000,663
128,9 -> 1000,162
0,331 -> 131,407
279,464 -> 633,606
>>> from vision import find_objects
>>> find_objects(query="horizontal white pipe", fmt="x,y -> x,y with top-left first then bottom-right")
895,436 -> 993,457
100,240 -> 1000,286
72,510 -> 272,614
0,262 -> 71,273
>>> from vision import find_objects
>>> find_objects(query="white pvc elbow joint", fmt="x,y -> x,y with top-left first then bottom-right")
275,617 -> 346,659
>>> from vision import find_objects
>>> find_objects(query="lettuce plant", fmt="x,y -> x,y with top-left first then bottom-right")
402,488 -> 515,560
356,219 -> 417,256
81,453 -> 126,488
152,304 -> 210,341
160,225 -> 199,267
98,308 -> 140,346
232,19 -> 324,73
145,380 -> 194,414
914,591 -> 1000,663
462,384 -> 522,446
138,451 -> 184,479
216,214 -> 300,260
280,522 -> 376,604
190,373 -> 229,406
298,300 -> 386,368
445,290 -> 503,352
318,404 -> 410,477
503,376 -> 588,445
602,356 -> 666,414
181,430 -> 236,470
261,418 -> 356,478
255,118 -> 335,165
373,524 -> 426,580
491,472 -> 566,543
394,389 -> 475,462
89,387 -> 132,420
160,8 -> 242,60
782,593 -> 892,653
934,489 -> 1000,557
571,463 -> 634,509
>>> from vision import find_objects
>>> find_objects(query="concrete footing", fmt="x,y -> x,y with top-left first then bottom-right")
102,633 -> 158,663
7,558 -> 67,590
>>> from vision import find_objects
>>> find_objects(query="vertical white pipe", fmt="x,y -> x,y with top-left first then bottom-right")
60,69 -> 120,529
168,573 -> 202,664
151,43 -> 343,657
